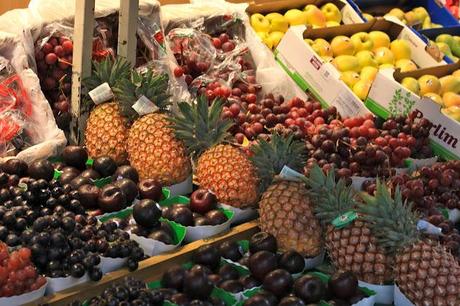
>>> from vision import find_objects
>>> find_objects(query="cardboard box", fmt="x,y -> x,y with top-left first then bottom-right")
366,61 -> 460,160
247,0 -> 365,24
354,0 -> 459,28
274,18 -> 446,117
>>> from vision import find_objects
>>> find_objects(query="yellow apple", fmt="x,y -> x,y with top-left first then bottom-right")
251,14 -> 270,32
390,39 -> 411,60
269,16 -> 289,33
304,38 -> 314,46
379,63 -> 395,69
256,32 -> 273,49
284,9 -> 308,26
395,59 -> 417,72
387,8 -> 405,21
360,66 -> 378,83
369,31 -> 391,50
312,38 -> 333,57
322,56 -> 334,63
332,55 -> 360,72
363,13 -> 374,21
331,35 -> 355,56
443,106 -> 460,121
304,5 -> 327,27
401,77 -> 420,95
423,93 -> 443,105
404,11 -> 418,26
326,21 -> 340,27
353,80 -> 372,100
453,69 -> 460,78
443,92 -> 460,107
340,71 -> 360,88
356,50 -> 378,69
413,7 -> 429,23
320,3 -> 342,23
422,16 -> 432,29
440,75 -> 460,95
374,47 -> 395,65
418,75 -> 441,95
350,32 -> 374,52
268,31 -> 285,49
266,12 -> 284,20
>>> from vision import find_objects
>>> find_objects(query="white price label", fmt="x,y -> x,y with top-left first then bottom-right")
132,95 -> 158,116
279,165 -> 306,182
88,82 -> 114,105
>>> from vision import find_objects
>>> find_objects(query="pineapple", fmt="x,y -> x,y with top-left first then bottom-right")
84,58 -> 131,164
359,181 -> 460,305
308,165 -> 394,284
251,134 -> 322,257
116,70 -> 191,185
169,96 -> 258,208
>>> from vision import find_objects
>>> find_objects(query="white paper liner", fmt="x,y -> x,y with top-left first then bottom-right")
46,274 -> 89,294
0,280 -> 47,306
394,284 -> 414,306
351,176 -> 372,191
129,232 -> 180,257
304,249 -> 325,270
184,215 -> 232,242
448,208 -> 460,223
406,157 -> 438,169
228,286 -> 262,302
99,256 -> 128,274
352,293 -> 377,306
218,203 -> 257,224
168,175 -> 193,197
358,280 -> 394,304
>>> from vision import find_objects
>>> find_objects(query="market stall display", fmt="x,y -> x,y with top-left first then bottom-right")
0,0 -> 458,306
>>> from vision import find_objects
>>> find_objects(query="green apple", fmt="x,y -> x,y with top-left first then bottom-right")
320,3 -> 342,23
436,34 -> 454,49
350,32 -> 374,52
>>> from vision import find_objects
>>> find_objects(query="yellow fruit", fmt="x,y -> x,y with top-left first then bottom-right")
284,9 -> 308,26
423,93 -> 443,105
340,71 -> 361,88
265,12 -> 284,20
353,80 -> 372,100
401,77 -> 420,95
422,15 -> 432,29
304,38 -> 314,46
312,38 -> 333,57
404,11 -> 418,26
363,13 -> 374,21
440,75 -> 460,95
268,16 -> 289,33
250,13 -> 270,32
356,50 -> 378,69
320,3 -> 342,23
387,8 -> 405,21
257,32 -> 273,49
443,92 -> 460,107
330,35 -> 355,56
413,7 -> 429,23
360,66 -> 378,83
332,55 -> 360,72
369,31 -> 391,50
304,5 -> 326,27
85,102 -> 128,164
326,21 -> 340,27
379,64 -> 395,69
350,32 -> 374,52
127,113 -> 191,185
453,69 -> 460,78
395,59 -> 417,72
268,31 -> 285,49
374,47 -> 395,65
418,75 -> 441,95
390,39 -> 411,60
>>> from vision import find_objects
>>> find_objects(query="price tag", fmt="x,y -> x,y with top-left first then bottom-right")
132,95 -> 159,116
88,82 -> 114,105
332,211 -> 358,229
279,165 -> 306,182
417,220 -> 443,236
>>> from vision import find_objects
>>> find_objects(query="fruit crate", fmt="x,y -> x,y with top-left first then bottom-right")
25,221 -> 259,306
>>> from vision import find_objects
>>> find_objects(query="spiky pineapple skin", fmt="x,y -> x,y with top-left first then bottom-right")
326,220 -> 394,285
85,102 -> 128,164
196,144 -> 258,208
396,240 -> 460,306
127,113 -> 191,185
259,180 -> 322,257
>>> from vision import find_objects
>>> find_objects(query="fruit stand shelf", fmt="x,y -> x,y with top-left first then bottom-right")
28,221 -> 259,306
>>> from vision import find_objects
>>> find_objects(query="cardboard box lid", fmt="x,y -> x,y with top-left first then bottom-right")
246,0 -> 346,14
393,60 -> 460,82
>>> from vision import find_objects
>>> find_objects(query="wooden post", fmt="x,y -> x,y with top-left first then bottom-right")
118,0 -> 139,66
70,0 -> 95,145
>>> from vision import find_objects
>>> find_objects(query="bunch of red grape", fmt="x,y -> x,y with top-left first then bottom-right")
35,35 -> 73,130
0,243 -> 46,297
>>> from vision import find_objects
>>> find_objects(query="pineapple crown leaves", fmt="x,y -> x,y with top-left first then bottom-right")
249,133 -> 306,193
168,95 -> 234,157
358,180 -> 420,255
83,57 -> 131,91
304,164 -> 359,225
114,69 -> 171,123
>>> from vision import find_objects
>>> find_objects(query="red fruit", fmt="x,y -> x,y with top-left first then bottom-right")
245,127 -> 255,139
312,102 -> 322,110
295,118 -> 306,127
62,40 -> 73,54
197,61 -> 210,72
285,118 -> 295,127
304,102 -> 313,113
297,108 -> 308,117
55,100 -> 70,113
185,75 -> 193,85
253,122 -> 264,134
54,45 -> 64,57
42,42 -> 53,54
23,266 -> 36,279
58,61 -> 70,70
45,53 -> 58,65
248,104 -> 260,114
246,75 -> 257,84
212,38 -> 222,49
229,103 -> 241,117
35,50 -> 44,60
235,133 -> 245,144
44,77 -> 56,90
214,87 -> 224,97
374,137 -> 387,147
17,248 -> 31,261
222,110 -> 233,119
232,88 -> 242,96
190,189 -> 217,214
289,111 -> 299,119
219,33 -> 230,43
358,125 -> 369,137
222,87 -> 231,98
368,128 -> 379,139
52,69 -> 66,81
174,66 -> 184,77
389,138 -> 399,149
314,117 -> 325,125
206,90 -> 215,101
363,119 -> 374,128
48,37 -> 58,46
222,41 -> 236,52
247,85 -> 257,94
246,93 -> 257,104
